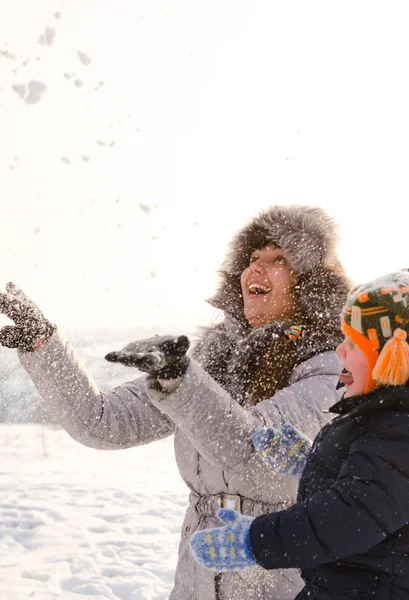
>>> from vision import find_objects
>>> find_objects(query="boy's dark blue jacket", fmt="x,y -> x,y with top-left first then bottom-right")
250,386 -> 409,599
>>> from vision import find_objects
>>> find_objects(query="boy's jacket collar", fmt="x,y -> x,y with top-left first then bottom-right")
329,385 -> 409,417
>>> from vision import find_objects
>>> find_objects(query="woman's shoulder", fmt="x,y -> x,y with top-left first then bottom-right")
191,315 -> 246,357
289,350 -> 340,383
253,351 -> 339,436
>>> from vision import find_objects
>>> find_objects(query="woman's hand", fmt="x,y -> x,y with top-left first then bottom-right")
190,509 -> 256,572
0,282 -> 56,351
105,334 -> 190,379
252,423 -> 312,477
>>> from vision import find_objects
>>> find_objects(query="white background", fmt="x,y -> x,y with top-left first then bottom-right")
1,0 -> 409,329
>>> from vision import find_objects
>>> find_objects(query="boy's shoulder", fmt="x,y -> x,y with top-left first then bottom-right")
329,386 -> 409,441
348,386 -> 409,437
331,385 -> 409,416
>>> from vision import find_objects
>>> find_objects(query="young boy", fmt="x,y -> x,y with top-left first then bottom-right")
190,272 -> 409,599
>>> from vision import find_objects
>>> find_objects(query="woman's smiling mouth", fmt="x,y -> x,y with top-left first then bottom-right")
248,281 -> 272,296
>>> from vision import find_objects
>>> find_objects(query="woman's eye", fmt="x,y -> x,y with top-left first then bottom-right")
249,254 -> 286,265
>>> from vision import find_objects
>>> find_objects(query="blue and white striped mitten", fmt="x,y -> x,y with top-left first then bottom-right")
252,423 -> 312,477
190,509 -> 256,572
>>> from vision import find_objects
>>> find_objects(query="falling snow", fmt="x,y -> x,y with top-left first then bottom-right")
77,50 -> 92,66
38,26 -> 56,46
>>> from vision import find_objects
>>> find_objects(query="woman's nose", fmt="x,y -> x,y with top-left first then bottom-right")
249,259 -> 263,273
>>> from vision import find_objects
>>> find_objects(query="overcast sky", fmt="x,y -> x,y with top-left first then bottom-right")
1,1 -> 409,330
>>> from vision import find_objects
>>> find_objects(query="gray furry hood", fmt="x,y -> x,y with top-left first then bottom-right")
193,205 -> 351,403
208,204 -> 350,336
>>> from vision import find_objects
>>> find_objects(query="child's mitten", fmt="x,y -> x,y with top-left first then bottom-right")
190,509 -> 256,572
252,423 -> 312,477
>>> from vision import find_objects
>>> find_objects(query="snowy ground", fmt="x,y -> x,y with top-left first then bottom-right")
0,424 -> 188,600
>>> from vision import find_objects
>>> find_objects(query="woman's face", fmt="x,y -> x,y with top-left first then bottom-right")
240,245 -> 297,328
336,336 -> 369,398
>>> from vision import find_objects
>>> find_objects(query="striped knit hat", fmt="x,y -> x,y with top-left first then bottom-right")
342,271 -> 409,393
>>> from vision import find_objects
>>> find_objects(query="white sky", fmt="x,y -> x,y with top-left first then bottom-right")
1,0 -> 409,329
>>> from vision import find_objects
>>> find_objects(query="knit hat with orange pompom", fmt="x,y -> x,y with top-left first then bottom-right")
341,271 -> 409,394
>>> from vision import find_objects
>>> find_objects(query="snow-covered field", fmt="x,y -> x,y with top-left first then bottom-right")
0,424 -> 188,600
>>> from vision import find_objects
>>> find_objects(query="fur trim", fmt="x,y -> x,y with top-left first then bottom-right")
193,205 -> 351,402
192,318 -> 340,403
220,205 -> 340,276
208,204 -> 351,332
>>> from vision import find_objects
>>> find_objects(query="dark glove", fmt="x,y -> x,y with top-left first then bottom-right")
0,282 -> 56,352
105,334 -> 190,379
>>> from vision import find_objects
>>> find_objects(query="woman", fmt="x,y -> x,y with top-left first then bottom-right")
0,205 -> 350,600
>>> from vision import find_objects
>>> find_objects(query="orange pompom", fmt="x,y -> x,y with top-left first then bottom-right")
372,328 -> 409,386
393,329 -> 407,342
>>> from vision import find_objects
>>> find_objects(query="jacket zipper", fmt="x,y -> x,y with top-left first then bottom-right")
195,451 -> 221,599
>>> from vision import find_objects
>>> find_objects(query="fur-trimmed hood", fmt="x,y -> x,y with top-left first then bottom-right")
194,205 -> 351,403
209,204 -> 351,337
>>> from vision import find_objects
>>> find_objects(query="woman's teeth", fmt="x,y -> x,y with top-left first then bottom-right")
249,283 -> 271,295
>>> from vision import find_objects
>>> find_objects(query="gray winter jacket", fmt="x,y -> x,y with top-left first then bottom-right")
19,205 -> 351,600
19,328 -> 340,600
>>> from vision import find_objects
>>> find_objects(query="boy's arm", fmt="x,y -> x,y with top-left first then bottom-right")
191,416 -> 409,572
251,417 -> 409,570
